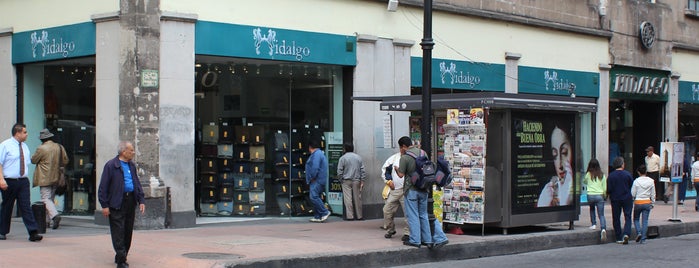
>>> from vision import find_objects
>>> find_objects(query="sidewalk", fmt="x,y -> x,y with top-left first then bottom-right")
0,200 -> 697,268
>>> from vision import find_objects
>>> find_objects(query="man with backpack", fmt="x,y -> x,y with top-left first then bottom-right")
394,136 -> 449,249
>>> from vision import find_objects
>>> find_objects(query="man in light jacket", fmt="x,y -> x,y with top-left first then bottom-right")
31,129 -> 69,229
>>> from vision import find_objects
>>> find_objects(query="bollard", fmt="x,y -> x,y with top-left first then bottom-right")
32,202 -> 47,234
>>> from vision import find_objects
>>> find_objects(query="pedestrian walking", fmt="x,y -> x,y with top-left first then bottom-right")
0,123 -> 44,242
306,139 -> 331,223
631,164 -> 655,244
607,156 -> 633,244
31,128 -> 69,229
98,141 -> 146,268
583,158 -> 607,242
381,152 -> 409,240
692,152 -> 699,212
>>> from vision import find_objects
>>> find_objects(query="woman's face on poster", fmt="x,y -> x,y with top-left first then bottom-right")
551,126 -> 571,179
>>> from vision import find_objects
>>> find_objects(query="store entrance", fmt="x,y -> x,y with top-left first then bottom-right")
23,58 -> 97,215
609,100 -> 664,173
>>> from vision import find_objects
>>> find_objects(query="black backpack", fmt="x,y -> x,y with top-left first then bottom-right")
405,149 -> 452,190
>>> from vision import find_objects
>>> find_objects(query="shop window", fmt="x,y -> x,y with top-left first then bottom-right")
690,0 -> 699,11
194,56 -> 339,217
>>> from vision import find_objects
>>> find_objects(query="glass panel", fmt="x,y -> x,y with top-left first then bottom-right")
194,56 -> 338,217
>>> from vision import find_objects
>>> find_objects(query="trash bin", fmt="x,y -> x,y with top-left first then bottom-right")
32,202 -> 46,234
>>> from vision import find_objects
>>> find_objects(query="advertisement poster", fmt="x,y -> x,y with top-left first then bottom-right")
325,132 -> 344,214
659,142 -> 684,183
511,112 -> 575,214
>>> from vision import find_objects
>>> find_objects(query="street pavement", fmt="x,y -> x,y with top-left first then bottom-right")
0,200 -> 697,268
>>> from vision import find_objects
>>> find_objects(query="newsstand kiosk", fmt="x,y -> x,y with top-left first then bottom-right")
375,92 -> 597,234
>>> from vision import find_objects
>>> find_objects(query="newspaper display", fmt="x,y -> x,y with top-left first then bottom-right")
442,108 -> 486,224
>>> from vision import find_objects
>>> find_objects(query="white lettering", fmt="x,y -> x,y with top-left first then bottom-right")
613,74 -> 668,96
253,28 -> 311,61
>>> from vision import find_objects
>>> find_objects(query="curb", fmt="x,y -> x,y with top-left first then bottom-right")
224,221 -> 699,268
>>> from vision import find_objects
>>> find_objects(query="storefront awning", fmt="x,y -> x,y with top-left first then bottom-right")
353,92 -> 597,113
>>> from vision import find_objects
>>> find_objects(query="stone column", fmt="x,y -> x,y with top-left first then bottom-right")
0,28 -> 16,130
505,52 -> 521,94
597,64 -> 611,174
666,72 -> 681,142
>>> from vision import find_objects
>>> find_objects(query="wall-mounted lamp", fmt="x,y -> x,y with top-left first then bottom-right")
568,83 -> 576,98
387,0 -> 399,12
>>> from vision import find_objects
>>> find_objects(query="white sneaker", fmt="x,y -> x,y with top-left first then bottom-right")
600,229 -> 607,243
320,211 -> 331,222
309,218 -> 322,223
589,225 -> 597,230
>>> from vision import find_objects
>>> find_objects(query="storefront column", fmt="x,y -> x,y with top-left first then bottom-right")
354,34 -> 413,218
667,72 -> 681,142
505,52 -> 521,94
159,12 -> 197,228
92,12 -> 124,224
0,28 -> 15,130
597,64 -> 611,173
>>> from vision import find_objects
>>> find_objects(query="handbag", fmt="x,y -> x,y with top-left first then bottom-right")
55,145 -> 67,196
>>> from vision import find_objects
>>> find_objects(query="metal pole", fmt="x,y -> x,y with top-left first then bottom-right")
669,183 -> 681,222
420,0 -> 436,236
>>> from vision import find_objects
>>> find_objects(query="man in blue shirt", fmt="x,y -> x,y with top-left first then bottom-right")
98,141 -> 146,268
0,123 -> 43,242
607,156 -> 633,244
305,139 -> 330,222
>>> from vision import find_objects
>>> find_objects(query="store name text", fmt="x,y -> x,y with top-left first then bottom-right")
439,62 -> 481,88
253,28 -> 311,61
613,74 -> 668,96
30,30 -> 76,58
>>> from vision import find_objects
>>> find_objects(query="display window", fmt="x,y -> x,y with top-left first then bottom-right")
194,56 -> 340,217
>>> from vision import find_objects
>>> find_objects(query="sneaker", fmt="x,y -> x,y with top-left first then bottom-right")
616,240 -> 624,244
589,225 -> 597,230
320,211 -> 331,222
309,218 -> 322,223
432,240 -> 449,249
622,235 -> 629,244
402,241 -> 421,248
600,229 -> 607,243
635,233 -> 642,243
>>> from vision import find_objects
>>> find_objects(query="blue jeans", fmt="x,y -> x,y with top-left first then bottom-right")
309,182 -> 328,219
695,182 -> 699,209
405,189 -> 431,245
633,203 -> 652,243
610,198 -> 633,241
405,189 -> 448,245
587,194 -> 607,230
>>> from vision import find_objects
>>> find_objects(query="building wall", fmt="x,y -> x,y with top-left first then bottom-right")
673,50 -> 699,81
0,30 -> 15,132
0,0 -> 117,32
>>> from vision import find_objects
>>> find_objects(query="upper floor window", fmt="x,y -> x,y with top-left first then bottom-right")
691,0 -> 699,11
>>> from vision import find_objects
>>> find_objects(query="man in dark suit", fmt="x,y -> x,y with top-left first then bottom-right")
98,141 -> 146,268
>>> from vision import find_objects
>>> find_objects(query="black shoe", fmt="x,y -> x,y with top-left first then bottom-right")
401,235 -> 410,242
432,240 -> 449,249
635,233 -> 642,243
29,232 -> 43,242
356,218 -> 365,221
52,215 -> 61,229
0,234 -> 6,240
403,241 -> 421,248
622,235 -> 629,245
384,230 -> 396,239
116,262 -> 129,268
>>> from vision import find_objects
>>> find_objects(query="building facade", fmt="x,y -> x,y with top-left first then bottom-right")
1,0 -> 697,228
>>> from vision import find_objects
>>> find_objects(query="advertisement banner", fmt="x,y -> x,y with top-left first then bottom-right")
512,112 -> 576,214
659,142 -> 684,183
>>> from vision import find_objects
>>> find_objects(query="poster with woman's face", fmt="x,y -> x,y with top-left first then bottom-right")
511,112 -> 576,214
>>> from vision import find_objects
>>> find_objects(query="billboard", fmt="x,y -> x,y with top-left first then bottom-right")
512,112 -> 576,214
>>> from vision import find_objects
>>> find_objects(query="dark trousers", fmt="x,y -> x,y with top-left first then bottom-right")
109,192 -> 136,264
0,178 -> 38,235
610,198 -> 633,241
647,171 -> 664,200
